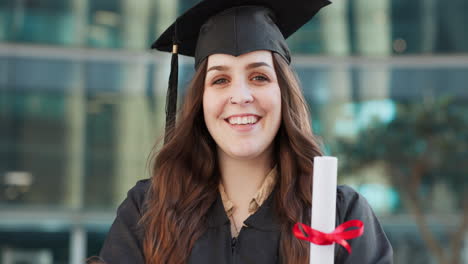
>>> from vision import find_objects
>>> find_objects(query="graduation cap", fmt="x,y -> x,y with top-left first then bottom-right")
151,0 -> 331,143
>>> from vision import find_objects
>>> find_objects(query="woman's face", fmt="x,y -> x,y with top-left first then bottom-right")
203,50 -> 281,160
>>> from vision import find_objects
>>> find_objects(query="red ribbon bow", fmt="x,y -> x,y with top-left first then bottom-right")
293,220 -> 364,254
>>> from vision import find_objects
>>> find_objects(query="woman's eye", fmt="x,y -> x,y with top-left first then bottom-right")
212,78 -> 228,85
251,75 -> 269,82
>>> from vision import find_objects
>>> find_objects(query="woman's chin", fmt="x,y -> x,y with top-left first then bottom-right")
223,145 -> 265,160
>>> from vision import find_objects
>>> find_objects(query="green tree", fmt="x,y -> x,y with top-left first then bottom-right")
334,97 -> 468,264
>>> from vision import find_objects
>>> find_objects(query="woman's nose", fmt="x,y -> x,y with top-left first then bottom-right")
229,81 -> 254,104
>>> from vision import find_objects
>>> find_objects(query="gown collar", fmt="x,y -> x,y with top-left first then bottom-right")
207,187 -> 281,231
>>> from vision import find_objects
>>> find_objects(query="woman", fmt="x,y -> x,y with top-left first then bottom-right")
100,1 -> 393,263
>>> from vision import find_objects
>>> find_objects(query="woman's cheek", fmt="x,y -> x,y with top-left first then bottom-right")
203,90 -> 223,123
259,89 -> 281,112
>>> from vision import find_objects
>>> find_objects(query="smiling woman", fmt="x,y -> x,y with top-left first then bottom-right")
98,0 -> 393,263
203,51 -> 282,161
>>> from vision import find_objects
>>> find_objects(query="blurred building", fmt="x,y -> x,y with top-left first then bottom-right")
0,0 -> 467,263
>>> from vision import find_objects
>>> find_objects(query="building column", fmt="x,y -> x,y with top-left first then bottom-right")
112,0 -> 156,204
63,0 -> 88,210
354,0 -> 391,101
420,0 -> 437,53
319,1 -> 354,140
321,0 -> 350,56
152,0 -> 180,140
69,226 -> 87,264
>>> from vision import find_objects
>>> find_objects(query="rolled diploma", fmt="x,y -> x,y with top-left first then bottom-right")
310,156 -> 338,264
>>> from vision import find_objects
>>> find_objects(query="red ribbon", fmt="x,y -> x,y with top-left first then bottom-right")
293,220 -> 364,254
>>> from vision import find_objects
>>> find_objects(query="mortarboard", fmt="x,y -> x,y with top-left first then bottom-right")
151,0 -> 331,143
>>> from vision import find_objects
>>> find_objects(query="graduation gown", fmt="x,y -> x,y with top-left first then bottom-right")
99,180 -> 393,263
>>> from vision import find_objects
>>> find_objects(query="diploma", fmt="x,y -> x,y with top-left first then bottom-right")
310,156 -> 337,264
293,156 -> 363,259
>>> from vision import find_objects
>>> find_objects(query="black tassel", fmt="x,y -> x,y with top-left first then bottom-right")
164,44 -> 178,144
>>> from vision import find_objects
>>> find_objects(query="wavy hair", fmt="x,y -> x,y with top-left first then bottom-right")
141,52 -> 323,264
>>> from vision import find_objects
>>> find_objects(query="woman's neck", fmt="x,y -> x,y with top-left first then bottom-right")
218,148 -> 274,206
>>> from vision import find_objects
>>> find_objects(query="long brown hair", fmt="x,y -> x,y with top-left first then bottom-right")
141,52 -> 323,264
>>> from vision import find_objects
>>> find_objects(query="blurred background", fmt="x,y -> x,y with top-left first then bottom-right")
0,0 -> 467,263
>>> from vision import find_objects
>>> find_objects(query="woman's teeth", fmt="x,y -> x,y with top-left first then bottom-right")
227,116 -> 259,125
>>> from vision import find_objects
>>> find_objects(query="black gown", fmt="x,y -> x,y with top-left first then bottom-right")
99,180 -> 393,263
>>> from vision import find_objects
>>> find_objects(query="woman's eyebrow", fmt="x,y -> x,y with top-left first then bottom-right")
207,65 -> 229,73
207,62 -> 272,73
246,62 -> 272,70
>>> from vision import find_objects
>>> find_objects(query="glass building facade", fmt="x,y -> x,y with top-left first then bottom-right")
0,0 -> 467,263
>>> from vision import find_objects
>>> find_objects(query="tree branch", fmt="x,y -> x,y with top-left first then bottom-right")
450,194 -> 468,264
390,166 -> 447,264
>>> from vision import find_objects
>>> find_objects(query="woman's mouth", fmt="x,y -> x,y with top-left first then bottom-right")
226,115 -> 260,125
224,115 -> 262,132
